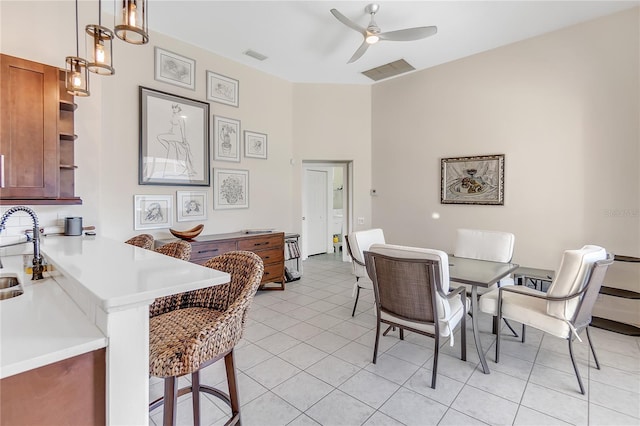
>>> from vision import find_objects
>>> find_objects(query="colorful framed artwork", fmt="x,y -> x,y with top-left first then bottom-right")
441,154 -> 505,205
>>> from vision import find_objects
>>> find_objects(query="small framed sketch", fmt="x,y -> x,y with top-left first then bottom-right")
244,131 -> 267,159
207,71 -> 239,107
154,47 -> 196,90
213,116 -> 241,162
214,168 -> 249,210
176,191 -> 207,222
441,154 -> 505,205
134,195 -> 173,230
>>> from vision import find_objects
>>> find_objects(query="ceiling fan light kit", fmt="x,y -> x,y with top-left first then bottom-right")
331,3 -> 437,63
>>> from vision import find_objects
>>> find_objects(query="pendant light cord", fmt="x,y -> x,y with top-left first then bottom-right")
98,0 -> 102,26
75,0 -> 79,56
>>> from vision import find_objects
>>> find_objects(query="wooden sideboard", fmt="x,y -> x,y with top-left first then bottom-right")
158,231 -> 285,290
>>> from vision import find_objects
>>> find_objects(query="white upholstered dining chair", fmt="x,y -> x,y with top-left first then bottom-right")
364,243 -> 468,389
345,228 -> 385,316
479,245 -> 612,394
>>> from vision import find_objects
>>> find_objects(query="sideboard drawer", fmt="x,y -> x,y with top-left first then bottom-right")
262,262 -> 284,284
255,247 -> 284,265
191,241 -> 236,262
237,234 -> 282,251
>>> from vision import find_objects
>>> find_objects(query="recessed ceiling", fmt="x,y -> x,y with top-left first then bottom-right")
148,1 -> 638,85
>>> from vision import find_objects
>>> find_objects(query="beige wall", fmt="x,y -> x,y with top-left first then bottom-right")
371,8 -> 639,269
2,2 -> 637,270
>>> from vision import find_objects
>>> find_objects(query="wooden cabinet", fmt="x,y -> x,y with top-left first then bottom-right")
0,54 -> 81,205
0,349 -> 105,425
158,231 -> 286,290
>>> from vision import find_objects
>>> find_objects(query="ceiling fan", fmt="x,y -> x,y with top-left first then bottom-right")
330,3 -> 437,64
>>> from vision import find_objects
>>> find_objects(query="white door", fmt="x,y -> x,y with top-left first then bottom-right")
304,169 -> 328,256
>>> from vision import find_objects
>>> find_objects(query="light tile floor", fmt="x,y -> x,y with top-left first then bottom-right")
149,254 -> 640,426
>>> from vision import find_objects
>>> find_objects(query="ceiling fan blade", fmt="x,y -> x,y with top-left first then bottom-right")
330,8 -> 366,34
347,40 -> 369,64
378,26 -> 437,42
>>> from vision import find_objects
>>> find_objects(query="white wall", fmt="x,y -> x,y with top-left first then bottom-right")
371,8 -> 639,269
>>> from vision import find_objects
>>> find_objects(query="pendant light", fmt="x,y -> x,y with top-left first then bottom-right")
65,0 -> 90,96
86,0 -> 115,75
114,0 -> 149,45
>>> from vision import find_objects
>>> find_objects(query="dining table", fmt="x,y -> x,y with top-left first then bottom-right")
448,256 -> 519,374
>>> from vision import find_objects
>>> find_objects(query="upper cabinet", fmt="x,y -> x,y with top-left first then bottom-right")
0,54 -> 81,205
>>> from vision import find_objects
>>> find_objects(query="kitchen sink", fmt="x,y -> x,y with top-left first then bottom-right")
0,274 -> 23,300
0,276 -> 19,289
0,289 -> 23,300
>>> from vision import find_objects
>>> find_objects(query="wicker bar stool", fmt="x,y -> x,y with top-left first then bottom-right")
125,234 -> 155,250
149,251 -> 264,426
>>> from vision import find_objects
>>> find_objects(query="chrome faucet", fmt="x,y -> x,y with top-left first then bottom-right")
0,206 -> 44,280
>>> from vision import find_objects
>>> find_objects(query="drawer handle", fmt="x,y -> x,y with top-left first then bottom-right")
264,256 -> 270,260
254,242 -> 269,246
198,249 -> 219,254
264,271 -> 270,276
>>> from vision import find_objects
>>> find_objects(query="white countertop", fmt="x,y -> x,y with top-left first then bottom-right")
1,235 -> 231,380
0,256 -> 106,379
40,235 -> 230,312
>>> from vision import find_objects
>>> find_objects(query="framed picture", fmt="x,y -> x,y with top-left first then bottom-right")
154,47 -> 196,90
206,71 -> 239,107
244,131 -> 268,159
213,116 -> 241,162
441,154 -> 505,205
139,87 -> 210,186
134,195 -> 173,230
213,168 -> 249,210
176,190 -> 207,222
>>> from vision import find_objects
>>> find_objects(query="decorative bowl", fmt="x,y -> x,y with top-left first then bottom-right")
170,224 -> 204,240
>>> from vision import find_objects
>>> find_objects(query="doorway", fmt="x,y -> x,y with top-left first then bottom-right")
301,161 -> 351,261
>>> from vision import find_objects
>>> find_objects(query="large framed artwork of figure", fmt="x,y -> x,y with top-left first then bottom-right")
441,154 -> 505,205
139,87 -> 210,186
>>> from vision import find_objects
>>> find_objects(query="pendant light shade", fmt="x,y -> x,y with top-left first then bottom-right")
65,56 -> 90,97
86,0 -> 115,75
66,0 -> 90,96
114,0 -> 149,45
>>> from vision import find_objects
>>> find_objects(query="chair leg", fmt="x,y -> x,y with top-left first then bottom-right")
496,313 -> 502,363
373,320 -> 381,364
521,324 -> 526,343
399,328 -> 404,340
461,311 -> 467,362
431,335 -> 439,389
586,326 -> 601,370
163,376 -> 178,426
191,371 -> 201,426
351,285 -> 361,317
224,350 -> 241,424
503,319 -> 519,337
568,337 -> 586,395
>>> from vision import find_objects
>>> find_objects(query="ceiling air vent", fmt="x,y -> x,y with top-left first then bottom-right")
243,49 -> 268,61
362,59 -> 415,82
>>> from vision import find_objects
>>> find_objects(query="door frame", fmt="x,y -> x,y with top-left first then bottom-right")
301,161 -> 353,261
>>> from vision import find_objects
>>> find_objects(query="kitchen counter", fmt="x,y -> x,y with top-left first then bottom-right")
0,255 -> 106,379
0,235 -> 231,425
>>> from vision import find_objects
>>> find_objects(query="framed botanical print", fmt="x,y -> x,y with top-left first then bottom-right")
213,116 -> 241,162
213,168 -> 249,210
